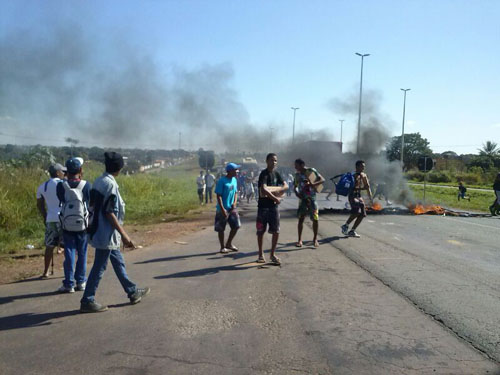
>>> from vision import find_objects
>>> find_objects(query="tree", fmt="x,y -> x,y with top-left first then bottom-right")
198,149 -> 215,171
386,132 -> 432,170
478,141 -> 499,157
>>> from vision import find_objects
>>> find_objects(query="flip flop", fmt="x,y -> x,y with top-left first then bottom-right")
313,241 -> 320,248
295,242 -> 303,247
226,245 -> 239,252
220,248 -> 230,254
270,255 -> 281,265
256,258 -> 266,263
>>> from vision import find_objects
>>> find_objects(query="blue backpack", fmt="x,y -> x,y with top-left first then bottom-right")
332,172 -> 355,196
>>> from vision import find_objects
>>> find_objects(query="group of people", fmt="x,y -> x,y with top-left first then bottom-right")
212,153 -> 373,265
196,170 -> 216,204
36,152 -> 150,313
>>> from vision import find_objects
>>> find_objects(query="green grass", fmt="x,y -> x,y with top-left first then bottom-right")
407,180 -> 491,190
0,158 -> 201,254
408,184 -> 495,212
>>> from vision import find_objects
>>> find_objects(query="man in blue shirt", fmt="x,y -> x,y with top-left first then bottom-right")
214,163 -> 241,253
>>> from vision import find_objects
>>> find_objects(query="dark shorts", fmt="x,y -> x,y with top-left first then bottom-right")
197,188 -> 204,196
256,206 -> 280,234
349,196 -> 366,217
45,222 -> 63,247
214,210 -> 241,232
297,198 -> 319,221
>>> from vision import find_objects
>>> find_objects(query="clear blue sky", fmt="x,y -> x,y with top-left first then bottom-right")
1,0 -> 499,153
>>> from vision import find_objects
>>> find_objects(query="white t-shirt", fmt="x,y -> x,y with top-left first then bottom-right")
205,174 -> 215,188
36,178 -> 62,223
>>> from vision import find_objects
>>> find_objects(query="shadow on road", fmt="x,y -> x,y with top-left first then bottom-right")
155,261 -> 275,279
11,275 -> 63,284
0,310 -> 80,331
134,251 -> 219,265
319,236 -> 347,244
0,291 -> 60,306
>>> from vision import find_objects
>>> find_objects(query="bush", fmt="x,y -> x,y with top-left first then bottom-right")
406,170 -> 425,182
427,171 -> 452,183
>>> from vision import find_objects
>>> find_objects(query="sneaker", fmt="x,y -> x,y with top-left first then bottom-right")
348,230 -> 360,238
80,301 -> 108,313
341,224 -> 349,235
75,282 -> 86,291
57,285 -> 75,293
130,287 -> 151,305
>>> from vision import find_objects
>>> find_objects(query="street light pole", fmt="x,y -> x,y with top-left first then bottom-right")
269,126 -> 275,151
339,119 -> 345,144
291,107 -> 299,145
400,88 -> 411,169
355,52 -> 370,154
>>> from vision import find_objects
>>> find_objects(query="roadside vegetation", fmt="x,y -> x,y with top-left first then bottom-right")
408,184 -> 495,212
0,157 -> 201,255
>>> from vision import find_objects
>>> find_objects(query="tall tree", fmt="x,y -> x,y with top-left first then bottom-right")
478,141 -> 499,157
386,132 -> 432,170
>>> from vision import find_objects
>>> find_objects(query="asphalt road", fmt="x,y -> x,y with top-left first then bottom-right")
0,194 -> 499,374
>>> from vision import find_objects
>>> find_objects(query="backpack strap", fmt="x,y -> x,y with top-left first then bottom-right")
44,180 -> 50,192
75,180 -> 86,191
62,180 -> 71,192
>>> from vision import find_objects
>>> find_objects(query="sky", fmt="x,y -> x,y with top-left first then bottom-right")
1,0 -> 499,154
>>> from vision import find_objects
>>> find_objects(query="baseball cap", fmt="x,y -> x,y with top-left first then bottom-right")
226,162 -> 241,172
66,157 -> 83,174
48,163 -> 66,175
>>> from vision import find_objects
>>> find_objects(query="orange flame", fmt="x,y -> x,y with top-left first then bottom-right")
409,204 -> 445,215
371,202 -> 383,211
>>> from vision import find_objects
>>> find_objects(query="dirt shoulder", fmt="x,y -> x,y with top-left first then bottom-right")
0,209 -> 213,285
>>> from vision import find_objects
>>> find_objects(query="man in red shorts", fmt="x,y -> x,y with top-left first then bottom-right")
341,160 -> 373,238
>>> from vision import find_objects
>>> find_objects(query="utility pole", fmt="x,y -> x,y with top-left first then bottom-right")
291,107 -> 299,145
400,88 -> 411,169
355,52 -> 370,154
339,119 -> 345,145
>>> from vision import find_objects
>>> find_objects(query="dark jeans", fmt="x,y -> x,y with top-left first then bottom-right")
62,231 -> 88,288
205,186 -> 213,203
81,249 -> 136,303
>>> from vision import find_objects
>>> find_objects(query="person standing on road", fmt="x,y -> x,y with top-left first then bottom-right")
245,170 -> 255,203
341,160 -> 373,238
489,173 -> 500,216
214,163 -> 241,253
196,171 -> 205,205
256,153 -> 288,264
36,163 -> 66,278
80,152 -> 150,313
294,159 -> 325,248
56,157 -> 91,293
205,171 -> 216,204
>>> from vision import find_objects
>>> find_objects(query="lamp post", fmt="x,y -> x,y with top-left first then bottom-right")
355,52 -> 370,154
400,88 -> 411,169
339,119 -> 345,144
269,126 -> 275,151
291,107 -> 299,144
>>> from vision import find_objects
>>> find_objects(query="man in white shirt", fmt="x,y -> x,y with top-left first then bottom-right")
36,163 -> 66,278
205,171 -> 216,204
196,171 -> 205,205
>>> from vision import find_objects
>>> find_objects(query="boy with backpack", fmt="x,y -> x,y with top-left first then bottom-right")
80,152 -> 150,313
56,157 -> 91,293
340,160 -> 373,238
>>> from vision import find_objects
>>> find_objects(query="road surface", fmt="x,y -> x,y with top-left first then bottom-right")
0,194 -> 499,374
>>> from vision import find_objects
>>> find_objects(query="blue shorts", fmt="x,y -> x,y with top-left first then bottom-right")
214,209 -> 241,232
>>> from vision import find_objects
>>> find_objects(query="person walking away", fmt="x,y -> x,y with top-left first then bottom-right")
80,152 -> 150,313
287,173 -> 294,197
214,163 -> 241,253
256,153 -> 288,264
245,171 -> 255,203
294,159 -> 325,248
56,157 -> 91,293
197,171 -> 205,205
205,171 -> 216,204
36,163 -> 66,278
457,181 -> 470,202
341,160 -> 373,238
489,173 -> 500,216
